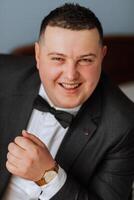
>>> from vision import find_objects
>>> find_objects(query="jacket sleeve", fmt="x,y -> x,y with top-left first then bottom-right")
51,128 -> 134,200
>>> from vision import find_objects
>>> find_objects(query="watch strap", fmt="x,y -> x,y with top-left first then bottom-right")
35,162 -> 59,186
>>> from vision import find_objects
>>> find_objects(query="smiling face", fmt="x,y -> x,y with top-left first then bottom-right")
35,26 -> 106,108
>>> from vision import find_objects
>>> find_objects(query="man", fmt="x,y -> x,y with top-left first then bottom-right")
0,3 -> 134,200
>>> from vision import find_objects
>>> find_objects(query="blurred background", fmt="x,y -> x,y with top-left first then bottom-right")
0,0 -> 134,53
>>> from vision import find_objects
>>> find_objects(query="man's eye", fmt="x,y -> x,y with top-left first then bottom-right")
78,59 -> 93,66
51,57 -> 64,62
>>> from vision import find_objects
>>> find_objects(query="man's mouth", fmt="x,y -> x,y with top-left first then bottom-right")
59,82 -> 81,89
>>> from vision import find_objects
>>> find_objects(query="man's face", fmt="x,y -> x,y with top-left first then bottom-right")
35,26 -> 106,108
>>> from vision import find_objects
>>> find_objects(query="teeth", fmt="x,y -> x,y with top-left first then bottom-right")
61,83 -> 79,89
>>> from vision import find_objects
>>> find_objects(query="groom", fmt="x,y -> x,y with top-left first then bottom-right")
1,3 -> 134,200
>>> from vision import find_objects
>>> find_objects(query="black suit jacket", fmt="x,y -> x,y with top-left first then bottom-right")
0,54 -> 134,200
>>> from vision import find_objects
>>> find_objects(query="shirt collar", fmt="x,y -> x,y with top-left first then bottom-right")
39,84 -> 81,116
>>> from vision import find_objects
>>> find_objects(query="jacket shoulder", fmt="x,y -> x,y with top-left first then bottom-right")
0,54 -> 40,94
101,74 -> 134,133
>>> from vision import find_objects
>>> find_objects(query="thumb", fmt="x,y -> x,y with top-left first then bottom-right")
22,130 -> 45,148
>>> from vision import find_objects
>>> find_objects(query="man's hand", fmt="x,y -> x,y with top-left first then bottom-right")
6,130 -> 55,181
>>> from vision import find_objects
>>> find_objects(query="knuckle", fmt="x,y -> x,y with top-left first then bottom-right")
26,157 -> 34,167
6,161 -> 9,168
8,142 -> 14,151
14,136 -> 21,143
33,146 -> 40,157
6,161 -> 12,172
7,152 -> 10,159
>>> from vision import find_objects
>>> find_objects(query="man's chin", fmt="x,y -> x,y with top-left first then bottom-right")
55,100 -> 82,109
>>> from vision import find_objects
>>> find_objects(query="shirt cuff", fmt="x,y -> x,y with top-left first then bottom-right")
39,166 -> 67,200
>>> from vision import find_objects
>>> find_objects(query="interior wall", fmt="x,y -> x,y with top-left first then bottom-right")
0,0 -> 134,53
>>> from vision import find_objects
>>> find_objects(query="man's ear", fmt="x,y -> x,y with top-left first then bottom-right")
102,45 -> 107,59
35,42 -> 40,70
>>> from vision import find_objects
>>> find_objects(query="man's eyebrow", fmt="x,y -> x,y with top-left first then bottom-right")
48,52 -> 66,57
78,53 -> 96,58
47,52 -> 96,58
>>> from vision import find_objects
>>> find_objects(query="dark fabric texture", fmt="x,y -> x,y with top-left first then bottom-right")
0,54 -> 134,200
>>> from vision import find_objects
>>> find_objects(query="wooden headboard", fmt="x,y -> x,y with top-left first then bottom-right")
103,36 -> 134,84
12,36 -> 134,85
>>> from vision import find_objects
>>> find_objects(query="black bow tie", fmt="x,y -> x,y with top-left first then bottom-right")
33,95 -> 73,128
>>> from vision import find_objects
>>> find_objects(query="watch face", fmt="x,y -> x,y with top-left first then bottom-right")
44,170 -> 58,183
36,162 -> 59,186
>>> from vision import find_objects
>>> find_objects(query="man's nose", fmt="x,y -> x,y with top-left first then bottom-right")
64,61 -> 79,80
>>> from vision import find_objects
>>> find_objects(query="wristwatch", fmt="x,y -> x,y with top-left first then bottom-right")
35,162 -> 59,186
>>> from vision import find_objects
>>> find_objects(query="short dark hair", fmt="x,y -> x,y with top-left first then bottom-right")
39,3 -> 103,43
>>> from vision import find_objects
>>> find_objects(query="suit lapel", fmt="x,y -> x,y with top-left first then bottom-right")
56,83 -> 102,172
56,113 -> 97,172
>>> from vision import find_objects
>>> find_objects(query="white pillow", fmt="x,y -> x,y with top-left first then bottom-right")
119,82 -> 134,102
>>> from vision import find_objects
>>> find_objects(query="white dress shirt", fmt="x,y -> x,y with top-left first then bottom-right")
3,84 -> 80,200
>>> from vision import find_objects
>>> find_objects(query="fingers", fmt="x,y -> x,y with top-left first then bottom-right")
6,151 -> 21,175
14,135 -> 36,152
22,130 -> 45,148
8,142 -> 25,158
6,130 -> 54,181
7,130 -> 46,166
6,160 -> 18,175
7,152 -> 19,163
6,156 -> 30,178
6,152 -> 24,169
7,142 -> 26,173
